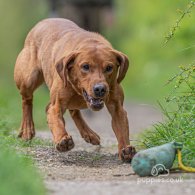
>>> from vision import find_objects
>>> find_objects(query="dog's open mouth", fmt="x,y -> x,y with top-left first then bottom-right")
82,90 -> 104,111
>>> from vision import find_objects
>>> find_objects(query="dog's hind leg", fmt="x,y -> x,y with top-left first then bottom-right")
14,47 -> 44,140
69,110 -> 100,145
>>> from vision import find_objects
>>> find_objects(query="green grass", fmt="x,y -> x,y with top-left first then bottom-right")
139,64 -> 195,167
0,83 -> 49,131
3,134 -> 52,148
134,1 -> 195,168
0,119 -> 47,195
0,146 -> 46,195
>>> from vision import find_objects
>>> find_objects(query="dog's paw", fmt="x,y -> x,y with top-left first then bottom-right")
82,131 -> 100,145
18,129 -> 35,141
55,135 -> 75,152
121,145 -> 136,163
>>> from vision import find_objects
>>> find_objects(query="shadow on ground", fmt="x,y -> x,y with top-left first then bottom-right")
21,102 -> 195,195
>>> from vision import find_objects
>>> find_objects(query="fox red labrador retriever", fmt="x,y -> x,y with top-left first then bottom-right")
14,18 -> 136,161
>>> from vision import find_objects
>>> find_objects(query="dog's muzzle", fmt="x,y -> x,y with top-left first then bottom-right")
82,89 -> 104,111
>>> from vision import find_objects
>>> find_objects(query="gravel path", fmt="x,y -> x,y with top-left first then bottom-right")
27,102 -> 195,195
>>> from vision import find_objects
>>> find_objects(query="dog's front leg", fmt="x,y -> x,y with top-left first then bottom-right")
106,85 -> 136,162
69,109 -> 100,145
46,98 -> 74,152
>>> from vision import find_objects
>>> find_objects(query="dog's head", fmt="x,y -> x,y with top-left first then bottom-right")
55,45 -> 129,111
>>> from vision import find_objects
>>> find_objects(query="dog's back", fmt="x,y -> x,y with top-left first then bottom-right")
18,18 -> 111,87
25,18 -> 110,54
25,19 -> 80,47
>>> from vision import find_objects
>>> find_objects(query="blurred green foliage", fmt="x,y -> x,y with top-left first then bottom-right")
0,0 -> 194,189
0,0 -> 49,130
105,0 -> 195,102
134,1 -> 195,167
0,0 -> 195,130
0,2 -> 48,194
0,141 -> 46,195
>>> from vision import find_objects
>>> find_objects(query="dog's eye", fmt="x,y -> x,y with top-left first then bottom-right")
82,64 -> 90,72
105,65 -> 113,73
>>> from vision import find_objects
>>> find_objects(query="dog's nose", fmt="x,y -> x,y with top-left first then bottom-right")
93,84 -> 107,98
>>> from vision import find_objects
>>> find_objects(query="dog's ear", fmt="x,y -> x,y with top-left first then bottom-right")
55,52 -> 79,87
112,50 -> 129,83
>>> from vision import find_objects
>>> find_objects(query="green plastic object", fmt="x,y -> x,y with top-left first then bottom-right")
131,142 -> 183,177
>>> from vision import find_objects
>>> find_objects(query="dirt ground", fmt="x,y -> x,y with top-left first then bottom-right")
26,102 -> 195,195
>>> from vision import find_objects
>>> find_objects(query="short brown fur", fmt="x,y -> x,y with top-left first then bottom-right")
14,18 -> 136,161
